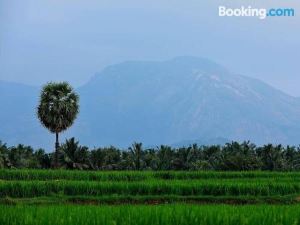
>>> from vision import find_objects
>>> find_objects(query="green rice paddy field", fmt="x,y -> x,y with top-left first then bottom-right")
2,170 -> 300,225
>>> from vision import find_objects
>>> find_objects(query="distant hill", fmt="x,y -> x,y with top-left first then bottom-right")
0,81 -> 48,147
1,57 -> 300,149
171,137 -> 230,148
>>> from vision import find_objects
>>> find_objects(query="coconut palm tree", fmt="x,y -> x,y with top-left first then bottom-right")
129,142 -> 143,170
37,82 -> 79,168
60,137 -> 90,170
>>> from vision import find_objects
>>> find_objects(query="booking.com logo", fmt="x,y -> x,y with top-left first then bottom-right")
219,6 -> 295,19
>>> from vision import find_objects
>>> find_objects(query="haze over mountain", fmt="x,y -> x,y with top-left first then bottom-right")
1,57 -> 300,150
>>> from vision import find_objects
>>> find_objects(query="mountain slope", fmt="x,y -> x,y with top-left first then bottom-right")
0,81 -> 51,148
74,57 -> 300,147
1,57 -> 300,149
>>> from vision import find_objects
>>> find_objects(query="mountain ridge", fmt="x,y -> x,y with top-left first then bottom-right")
1,57 -> 300,149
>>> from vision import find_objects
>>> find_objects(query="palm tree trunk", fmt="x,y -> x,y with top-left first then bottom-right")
55,132 -> 59,168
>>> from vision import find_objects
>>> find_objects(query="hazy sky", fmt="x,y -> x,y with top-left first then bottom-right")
0,0 -> 299,96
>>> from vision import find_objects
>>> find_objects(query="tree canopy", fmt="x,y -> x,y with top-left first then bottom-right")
1,139 -> 300,171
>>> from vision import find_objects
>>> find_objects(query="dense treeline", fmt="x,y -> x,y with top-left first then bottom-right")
1,138 -> 300,171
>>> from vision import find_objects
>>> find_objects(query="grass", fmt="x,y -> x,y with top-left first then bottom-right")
1,170 -> 300,203
1,204 -> 300,225
1,179 -> 300,198
1,194 -> 297,205
2,170 -> 300,224
3,169 -> 300,181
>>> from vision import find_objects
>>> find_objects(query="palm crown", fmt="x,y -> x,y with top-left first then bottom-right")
37,82 -> 79,133
37,82 -> 79,167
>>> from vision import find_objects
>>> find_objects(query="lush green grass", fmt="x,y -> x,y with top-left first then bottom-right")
0,169 -> 151,181
1,195 -> 296,205
2,204 -> 300,225
1,170 -> 300,204
3,169 -> 300,181
2,170 -> 300,224
1,179 -> 300,197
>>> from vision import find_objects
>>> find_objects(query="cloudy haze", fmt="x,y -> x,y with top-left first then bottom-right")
0,0 -> 299,95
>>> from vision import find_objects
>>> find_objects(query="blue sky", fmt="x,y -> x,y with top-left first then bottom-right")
0,0 -> 299,96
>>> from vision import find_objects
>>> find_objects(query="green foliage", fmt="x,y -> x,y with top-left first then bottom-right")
2,170 -> 300,199
1,163 -> 300,225
37,82 -> 79,167
2,178 -> 300,198
90,146 -> 121,170
2,139 -> 300,171
2,204 -> 300,225
219,141 -> 261,170
0,141 -> 11,168
37,82 -> 79,134
60,138 -> 90,169
128,142 -> 143,170
3,170 -> 300,181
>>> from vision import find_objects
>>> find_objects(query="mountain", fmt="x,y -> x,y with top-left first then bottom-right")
1,57 -> 300,149
171,137 -> 230,148
74,56 -> 300,147
0,81 -> 50,148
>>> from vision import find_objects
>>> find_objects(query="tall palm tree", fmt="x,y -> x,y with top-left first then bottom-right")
60,137 -> 90,170
37,82 -> 79,168
129,142 -> 143,170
